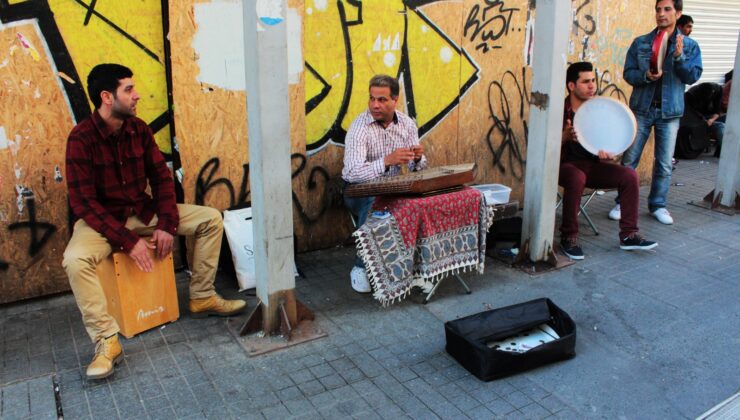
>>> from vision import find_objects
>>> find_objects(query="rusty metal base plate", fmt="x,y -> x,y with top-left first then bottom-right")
688,190 -> 739,216
512,241 -> 575,275
689,199 -> 737,215
514,254 -> 574,276
227,317 -> 327,357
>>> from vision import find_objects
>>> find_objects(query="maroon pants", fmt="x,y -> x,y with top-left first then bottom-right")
558,160 -> 639,241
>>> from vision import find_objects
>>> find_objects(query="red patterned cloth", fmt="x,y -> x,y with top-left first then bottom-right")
355,187 -> 493,306
372,188 -> 482,248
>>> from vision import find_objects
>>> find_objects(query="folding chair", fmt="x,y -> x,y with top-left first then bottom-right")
556,189 -> 605,235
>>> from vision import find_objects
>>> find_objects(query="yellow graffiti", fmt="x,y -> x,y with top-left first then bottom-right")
405,10 -> 471,129
48,0 -> 171,153
304,0 -> 477,151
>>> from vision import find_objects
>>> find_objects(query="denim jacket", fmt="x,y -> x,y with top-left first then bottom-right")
623,28 -> 702,119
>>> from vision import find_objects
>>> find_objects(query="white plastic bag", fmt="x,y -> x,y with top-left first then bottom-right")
223,208 -> 299,291
223,208 -> 256,291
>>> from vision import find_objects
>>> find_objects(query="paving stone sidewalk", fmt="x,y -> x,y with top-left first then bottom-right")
1,153 -> 738,419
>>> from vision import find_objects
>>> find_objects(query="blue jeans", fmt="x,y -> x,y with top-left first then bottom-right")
621,108 -> 680,211
344,194 -> 374,268
711,120 -> 725,143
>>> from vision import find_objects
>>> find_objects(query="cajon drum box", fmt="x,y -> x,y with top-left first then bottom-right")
97,249 -> 179,338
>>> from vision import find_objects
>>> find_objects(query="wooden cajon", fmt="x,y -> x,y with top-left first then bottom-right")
96,248 -> 179,338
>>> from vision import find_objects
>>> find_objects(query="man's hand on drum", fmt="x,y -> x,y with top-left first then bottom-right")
647,68 -> 663,81
384,147 -> 416,166
128,238 -> 155,273
151,229 -> 174,260
707,113 -> 719,126
597,150 -> 616,160
562,119 -> 578,143
410,144 -> 424,162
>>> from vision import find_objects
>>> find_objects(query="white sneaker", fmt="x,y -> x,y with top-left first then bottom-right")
608,204 -> 621,221
651,208 -> 674,225
350,266 -> 371,293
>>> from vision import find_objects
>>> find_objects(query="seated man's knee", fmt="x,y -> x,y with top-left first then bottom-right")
623,167 -> 639,185
206,207 -> 223,230
62,248 -> 95,276
559,167 -> 586,189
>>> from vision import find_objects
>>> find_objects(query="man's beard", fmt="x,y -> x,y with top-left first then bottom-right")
575,92 -> 594,102
111,99 -> 134,119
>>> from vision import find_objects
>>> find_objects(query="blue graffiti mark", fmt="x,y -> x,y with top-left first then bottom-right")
260,17 -> 283,26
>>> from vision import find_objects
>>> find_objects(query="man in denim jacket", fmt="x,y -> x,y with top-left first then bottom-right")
613,0 -> 702,225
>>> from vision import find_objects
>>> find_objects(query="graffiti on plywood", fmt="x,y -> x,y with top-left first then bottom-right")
304,0 -> 480,153
0,0 -> 172,153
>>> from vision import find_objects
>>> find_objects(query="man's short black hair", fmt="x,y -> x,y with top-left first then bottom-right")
677,15 -> 693,26
369,74 -> 400,98
725,69 -> 733,83
87,63 -> 133,109
656,0 -> 683,12
566,62 -> 594,88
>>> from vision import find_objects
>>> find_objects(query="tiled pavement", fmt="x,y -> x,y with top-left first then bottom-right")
1,153 -> 738,419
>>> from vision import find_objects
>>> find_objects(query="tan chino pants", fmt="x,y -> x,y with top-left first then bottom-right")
62,204 -> 222,343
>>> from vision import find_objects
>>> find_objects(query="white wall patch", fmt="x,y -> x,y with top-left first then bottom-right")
0,126 -> 8,150
192,0 -> 247,91
256,0 -> 284,26
192,1 -> 299,90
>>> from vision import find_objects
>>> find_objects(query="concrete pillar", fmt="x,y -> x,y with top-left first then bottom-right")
242,0 -> 296,332
521,0 -> 572,261
713,35 -> 740,209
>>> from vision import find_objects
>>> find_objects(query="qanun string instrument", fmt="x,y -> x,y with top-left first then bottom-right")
344,163 -> 475,198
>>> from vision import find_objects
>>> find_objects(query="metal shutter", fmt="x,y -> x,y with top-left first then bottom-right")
681,0 -> 740,83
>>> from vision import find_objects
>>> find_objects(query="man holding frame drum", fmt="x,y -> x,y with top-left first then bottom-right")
617,0 -> 702,225
559,62 -> 657,260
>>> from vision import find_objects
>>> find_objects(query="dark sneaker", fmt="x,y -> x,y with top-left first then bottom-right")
620,234 -> 658,251
560,237 -> 584,260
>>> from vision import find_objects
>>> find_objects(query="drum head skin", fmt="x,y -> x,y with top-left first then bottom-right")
650,30 -> 669,73
573,97 -> 637,155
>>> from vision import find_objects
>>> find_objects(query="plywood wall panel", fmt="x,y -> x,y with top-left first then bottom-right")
168,1 -> 249,212
456,0 -> 531,201
0,23 -> 74,303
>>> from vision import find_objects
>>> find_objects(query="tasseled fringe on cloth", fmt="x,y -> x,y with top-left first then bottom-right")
354,231 -> 484,307
484,203 -> 497,230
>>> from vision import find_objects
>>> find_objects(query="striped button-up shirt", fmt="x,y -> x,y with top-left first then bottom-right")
342,110 -> 427,183
66,111 -> 178,252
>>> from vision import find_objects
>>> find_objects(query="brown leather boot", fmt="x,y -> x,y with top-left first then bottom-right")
86,334 -> 123,380
189,294 -> 247,318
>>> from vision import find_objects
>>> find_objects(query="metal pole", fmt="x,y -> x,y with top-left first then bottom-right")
521,0 -> 571,261
713,34 -> 740,210
242,0 -> 296,333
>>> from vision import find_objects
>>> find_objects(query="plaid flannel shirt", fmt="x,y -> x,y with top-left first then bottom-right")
66,111 -> 178,252
342,110 -> 427,183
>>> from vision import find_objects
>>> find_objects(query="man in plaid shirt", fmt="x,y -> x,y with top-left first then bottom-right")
342,74 -> 427,293
63,64 -> 246,380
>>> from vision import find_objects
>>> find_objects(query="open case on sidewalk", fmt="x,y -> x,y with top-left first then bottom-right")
445,298 -> 576,381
